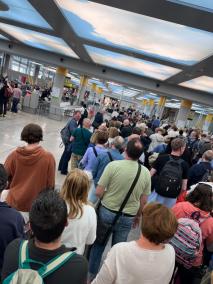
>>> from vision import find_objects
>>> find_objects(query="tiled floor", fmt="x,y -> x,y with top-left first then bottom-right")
0,111 -> 67,188
0,110 -> 140,258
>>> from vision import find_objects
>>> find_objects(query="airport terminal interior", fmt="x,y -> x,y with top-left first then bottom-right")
0,1 -> 213,284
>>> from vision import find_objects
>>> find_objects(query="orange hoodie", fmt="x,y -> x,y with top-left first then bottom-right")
4,146 -> 55,212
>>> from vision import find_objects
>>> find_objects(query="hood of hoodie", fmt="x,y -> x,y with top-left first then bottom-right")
15,146 -> 46,166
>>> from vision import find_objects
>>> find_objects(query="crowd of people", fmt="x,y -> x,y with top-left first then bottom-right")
0,106 -> 213,284
0,80 -> 22,117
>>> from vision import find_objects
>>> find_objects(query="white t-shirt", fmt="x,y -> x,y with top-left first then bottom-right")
111,111 -> 119,118
61,204 -> 97,254
92,241 -> 175,284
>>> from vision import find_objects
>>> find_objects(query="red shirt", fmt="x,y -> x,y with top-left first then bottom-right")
172,201 -> 213,266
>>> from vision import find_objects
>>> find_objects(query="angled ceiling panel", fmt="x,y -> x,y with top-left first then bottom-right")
168,0 -> 213,12
85,45 -> 181,80
180,76 -> 213,93
0,0 -> 51,29
0,23 -> 78,58
56,0 -> 213,65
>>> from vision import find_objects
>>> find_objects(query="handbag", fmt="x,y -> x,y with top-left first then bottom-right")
96,163 -> 141,245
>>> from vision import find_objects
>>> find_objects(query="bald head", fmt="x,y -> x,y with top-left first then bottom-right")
83,118 -> 91,129
123,119 -> 130,126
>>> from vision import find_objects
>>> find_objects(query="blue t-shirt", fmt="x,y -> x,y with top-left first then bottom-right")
81,146 -> 107,171
92,149 -> 124,185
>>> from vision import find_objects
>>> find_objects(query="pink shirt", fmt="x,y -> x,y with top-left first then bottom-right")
172,201 -> 213,266
13,88 -> 22,99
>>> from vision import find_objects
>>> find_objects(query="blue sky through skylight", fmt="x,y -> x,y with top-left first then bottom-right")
168,0 -> 213,12
0,0 -> 51,29
85,45 -> 181,80
0,23 -> 78,58
56,0 -> 213,66
180,76 -> 213,94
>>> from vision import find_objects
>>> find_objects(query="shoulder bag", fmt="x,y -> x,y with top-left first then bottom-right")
96,163 -> 141,245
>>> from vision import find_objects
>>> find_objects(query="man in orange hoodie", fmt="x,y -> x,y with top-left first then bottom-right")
4,123 -> 55,213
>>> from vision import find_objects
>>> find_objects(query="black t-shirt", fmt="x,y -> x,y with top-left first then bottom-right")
1,239 -> 88,284
120,126 -> 132,138
188,162 -> 212,187
152,154 -> 189,179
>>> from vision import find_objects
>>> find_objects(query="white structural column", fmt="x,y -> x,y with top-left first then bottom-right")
141,99 -> 148,114
96,86 -> 103,105
149,99 -> 155,117
49,66 -> 68,119
203,114 -> 213,132
156,96 -> 166,119
90,83 -> 97,104
176,99 -> 192,128
33,64 -> 40,85
77,75 -> 88,104
2,53 -> 10,77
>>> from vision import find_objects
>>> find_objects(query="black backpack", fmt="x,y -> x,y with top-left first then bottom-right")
155,156 -> 183,198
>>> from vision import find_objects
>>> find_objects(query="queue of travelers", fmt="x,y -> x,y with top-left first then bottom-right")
0,105 -> 213,284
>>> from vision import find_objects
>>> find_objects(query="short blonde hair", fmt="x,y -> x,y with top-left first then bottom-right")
60,169 -> 90,219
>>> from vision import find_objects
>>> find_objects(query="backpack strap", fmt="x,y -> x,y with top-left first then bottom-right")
38,251 -> 76,278
107,151 -> 113,162
19,240 -> 29,268
93,146 -> 98,157
19,240 -> 75,278
19,241 -> 50,270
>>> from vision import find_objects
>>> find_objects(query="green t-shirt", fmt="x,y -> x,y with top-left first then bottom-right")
72,128 -> 92,156
99,160 -> 151,215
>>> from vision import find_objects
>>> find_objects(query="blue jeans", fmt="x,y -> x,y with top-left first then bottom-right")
58,143 -> 72,175
88,206 -> 134,279
11,97 -> 20,113
148,190 -> 176,208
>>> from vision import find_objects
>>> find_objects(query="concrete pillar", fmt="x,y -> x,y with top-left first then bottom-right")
77,75 -> 88,104
141,99 -> 148,114
90,83 -> 97,105
195,113 -> 204,129
176,99 -> 192,128
2,53 -> 10,77
203,114 -> 213,133
49,66 -> 67,120
156,96 -> 166,119
148,99 -> 155,117
33,64 -> 40,85
96,87 -> 103,105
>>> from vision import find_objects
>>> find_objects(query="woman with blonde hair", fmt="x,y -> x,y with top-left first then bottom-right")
61,169 -> 97,254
